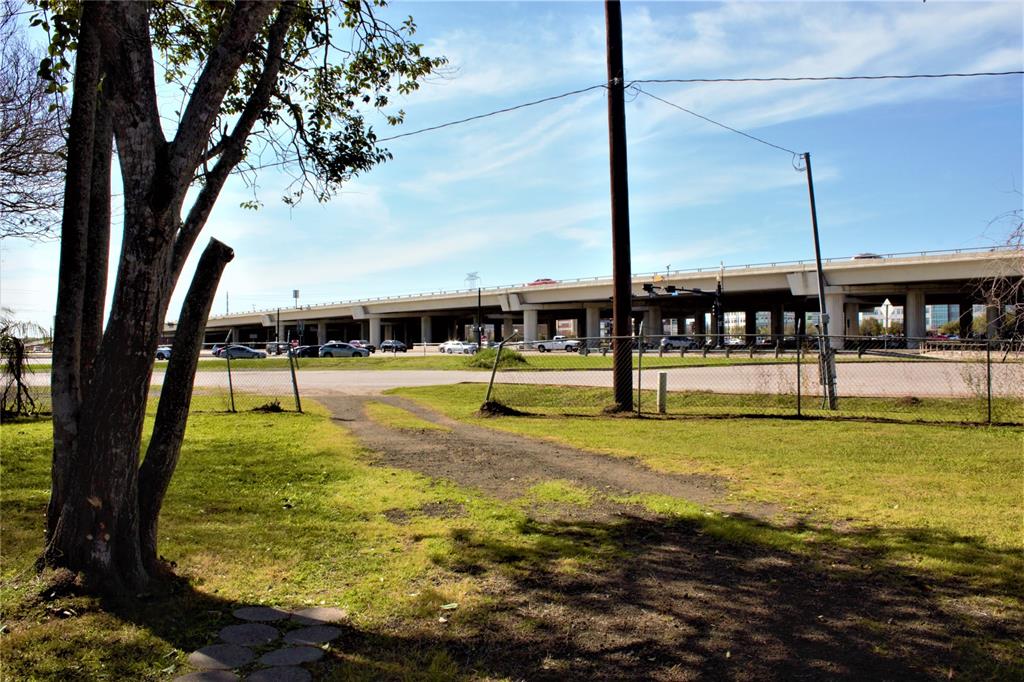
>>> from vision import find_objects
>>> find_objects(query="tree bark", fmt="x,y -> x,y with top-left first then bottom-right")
80,94 -> 113,386
139,239 -> 234,572
47,1 -> 105,539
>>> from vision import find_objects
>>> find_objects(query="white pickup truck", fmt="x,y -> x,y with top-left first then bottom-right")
534,335 -> 581,352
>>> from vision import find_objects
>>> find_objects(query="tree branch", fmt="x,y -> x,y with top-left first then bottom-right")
171,1 -> 297,286
168,1 -> 279,190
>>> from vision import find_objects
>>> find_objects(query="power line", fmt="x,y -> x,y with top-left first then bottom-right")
631,85 -> 800,159
628,70 -> 1023,86
376,83 -> 608,142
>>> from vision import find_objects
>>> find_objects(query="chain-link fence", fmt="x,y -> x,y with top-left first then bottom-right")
483,335 -> 1024,425
178,343 -> 302,413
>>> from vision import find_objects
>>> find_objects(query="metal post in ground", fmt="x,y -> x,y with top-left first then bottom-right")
657,371 -> 667,414
637,322 -> 644,416
987,339 -> 992,424
485,332 -> 519,404
226,351 -> 235,412
796,340 -> 802,417
289,350 -> 303,413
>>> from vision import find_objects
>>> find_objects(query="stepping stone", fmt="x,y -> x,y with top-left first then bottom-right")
187,644 -> 254,670
232,606 -> 290,622
247,667 -> 311,682
173,672 -> 239,682
218,623 -> 279,646
258,646 -> 325,666
290,606 -> 348,625
283,625 -> 342,646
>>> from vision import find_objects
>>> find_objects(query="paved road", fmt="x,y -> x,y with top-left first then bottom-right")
24,362 -> 1022,398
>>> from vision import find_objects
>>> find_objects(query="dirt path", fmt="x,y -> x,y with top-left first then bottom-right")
315,395 -> 1018,681
321,394 -> 776,521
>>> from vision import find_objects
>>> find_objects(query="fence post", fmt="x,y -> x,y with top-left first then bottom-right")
986,339 -> 992,424
226,351 -> 236,412
657,371 -> 667,414
796,339 -> 802,417
289,350 -> 303,413
485,332 -> 518,403
637,324 -> 644,416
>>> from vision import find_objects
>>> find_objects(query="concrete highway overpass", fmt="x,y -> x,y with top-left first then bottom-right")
188,247 -> 1021,349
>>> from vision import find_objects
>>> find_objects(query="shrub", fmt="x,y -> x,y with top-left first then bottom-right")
466,347 -> 528,369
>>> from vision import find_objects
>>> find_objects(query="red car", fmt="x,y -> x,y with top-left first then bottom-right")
527,278 -> 558,286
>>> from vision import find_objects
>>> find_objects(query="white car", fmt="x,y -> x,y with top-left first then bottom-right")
155,345 -> 172,360
439,340 -> 478,354
534,335 -> 581,352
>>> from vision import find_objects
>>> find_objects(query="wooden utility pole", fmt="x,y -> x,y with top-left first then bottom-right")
605,0 -> 633,411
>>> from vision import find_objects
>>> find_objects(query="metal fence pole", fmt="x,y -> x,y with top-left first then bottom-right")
987,339 -> 992,424
485,332 -> 518,403
637,323 -> 644,416
796,338 -> 802,417
289,350 -> 303,413
226,352 -> 236,412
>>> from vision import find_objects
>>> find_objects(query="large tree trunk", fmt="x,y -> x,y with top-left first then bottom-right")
138,239 -> 234,573
47,2 -> 105,540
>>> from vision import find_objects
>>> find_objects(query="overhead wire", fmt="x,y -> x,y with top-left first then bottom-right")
375,83 -> 608,142
630,85 -> 802,165
627,70 -> 1023,86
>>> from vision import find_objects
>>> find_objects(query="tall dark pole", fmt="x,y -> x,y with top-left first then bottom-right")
605,0 -> 633,411
803,152 -> 837,409
476,287 -> 482,347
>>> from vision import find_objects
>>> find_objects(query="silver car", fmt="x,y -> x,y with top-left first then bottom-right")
319,342 -> 369,358
220,345 -> 267,359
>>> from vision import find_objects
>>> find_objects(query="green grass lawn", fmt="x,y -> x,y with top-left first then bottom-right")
0,402 -> 619,680
3,390 -> 1022,679
392,384 -> 1024,583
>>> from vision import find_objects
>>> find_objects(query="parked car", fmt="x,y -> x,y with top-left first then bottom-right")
348,339 -> 376,353
320,342 -> 369,358
534,335 -> 581,352
379,340 -> 408,353
220,345 -> 267,359
659,336 -> 697,351
439,340 -> 478,354
266,342 -> 290,355
289,344 -> 321,358
155,345 -> 172,360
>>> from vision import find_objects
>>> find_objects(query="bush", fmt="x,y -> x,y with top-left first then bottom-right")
466,347 -> 528,369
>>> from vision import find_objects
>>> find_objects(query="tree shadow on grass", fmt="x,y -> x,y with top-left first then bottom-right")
6,511 -> 1021,681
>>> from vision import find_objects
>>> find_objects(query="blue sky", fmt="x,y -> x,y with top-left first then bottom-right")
2,0 -> 1021,326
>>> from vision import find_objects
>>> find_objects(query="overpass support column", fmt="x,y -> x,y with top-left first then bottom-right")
958,302 -> 974,338
501,317 -> 515,341
693,311 -> 706,345
317,321 -> 327,345
744,310 -> 757,344
420,316 -> 432,344
523,309 -> 539,344
643,306 -> 662,339
824,293 -> 847,349
905,290 -> 926,349
369,317 -> 382,348
771,304 -> 785,343
585,305 -> 602,344
985,300 -> 1002,339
